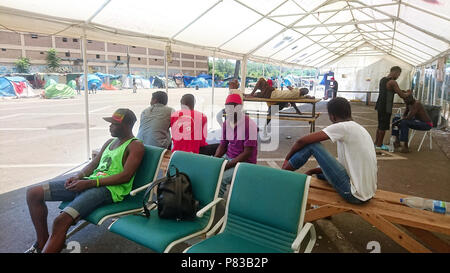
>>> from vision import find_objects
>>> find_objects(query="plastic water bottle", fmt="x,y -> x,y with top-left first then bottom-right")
400,197 -> 449,214
388,136 -> 395,152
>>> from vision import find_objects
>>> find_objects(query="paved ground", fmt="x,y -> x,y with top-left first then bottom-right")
0,88 -> 449,253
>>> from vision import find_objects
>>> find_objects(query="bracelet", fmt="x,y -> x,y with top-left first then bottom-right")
96,177 -> 100,188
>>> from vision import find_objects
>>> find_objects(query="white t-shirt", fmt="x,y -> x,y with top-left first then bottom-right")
322,121 -> 377,201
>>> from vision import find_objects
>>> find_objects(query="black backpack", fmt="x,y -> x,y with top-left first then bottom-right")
142,166 -> 199,221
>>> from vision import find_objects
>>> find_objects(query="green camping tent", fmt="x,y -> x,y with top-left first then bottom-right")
44,78 -> 57,88
67,80 -> 76,89
44,83 -> 76,99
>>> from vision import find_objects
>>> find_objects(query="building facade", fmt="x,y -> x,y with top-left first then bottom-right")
0,30 -> 209,76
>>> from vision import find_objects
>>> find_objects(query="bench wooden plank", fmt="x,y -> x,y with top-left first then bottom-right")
403,226 -> 450,253
355,211 -> 432,253
304,204 -> 350,222
244,97 -> 321,103
246,114 -> 318,122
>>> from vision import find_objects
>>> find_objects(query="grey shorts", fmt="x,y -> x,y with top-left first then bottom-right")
43,178 -> 113,220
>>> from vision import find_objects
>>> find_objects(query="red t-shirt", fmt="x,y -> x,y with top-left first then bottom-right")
170,109 -> 208,153
267,79 -> 273,87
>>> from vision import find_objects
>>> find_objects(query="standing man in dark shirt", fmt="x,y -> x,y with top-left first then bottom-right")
330,77 -> 338,99
374,66 -> 411,150
392,94 -> 433,153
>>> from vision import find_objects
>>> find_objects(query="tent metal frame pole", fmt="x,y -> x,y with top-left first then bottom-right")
81,28 -> 91,160
433,71 -> 438,106
171,0 -> 223,40
310,39 -> 366,67
211,52 -> 216,130
285,28 -> 362,63
355,7 -> 443,55
246,0 -> 332,56
234,0 -> 341,57
292,19 -> 393,29
440,61 -> 448,127
421,67 -> 426,102
368,40 -> 424,64
240,56 -> 248,93
390,0 -> 402,53
427,70 -> 432,105
86,0 -> 112,24
401,1 -> 450,22
164,45 -> 169,93
355,0 -> 450,44
270,9 -> 344,59
219,0 -> 288,48
269,2 -> 398,18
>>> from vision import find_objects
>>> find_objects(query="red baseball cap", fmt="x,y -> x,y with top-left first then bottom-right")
225,93 -> 242,105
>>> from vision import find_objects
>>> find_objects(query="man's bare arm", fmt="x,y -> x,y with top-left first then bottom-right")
285,131 -> 330,161
387,80 -> 410,99
98,140 -> 145,186
225,146 -> 254,170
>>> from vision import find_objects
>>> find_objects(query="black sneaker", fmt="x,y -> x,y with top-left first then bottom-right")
24,242 -> 42,253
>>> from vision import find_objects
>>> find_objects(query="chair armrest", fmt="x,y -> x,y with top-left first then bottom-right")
291,222 -> 316,253
129,181 -> 154,196
206,216 -> 225,238
196,198 -> 224,218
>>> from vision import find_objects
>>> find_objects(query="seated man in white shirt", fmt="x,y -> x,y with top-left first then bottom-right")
282,97 -> 377,204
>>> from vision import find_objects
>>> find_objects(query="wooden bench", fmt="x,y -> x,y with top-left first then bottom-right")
336,91 -> 379,105
307,177 -> 450,253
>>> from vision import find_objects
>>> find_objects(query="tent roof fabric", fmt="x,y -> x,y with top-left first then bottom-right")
0,0 -> 448,67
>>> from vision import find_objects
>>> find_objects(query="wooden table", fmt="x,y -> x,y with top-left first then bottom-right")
243,97 -> 322,133
307,177 -> 450,253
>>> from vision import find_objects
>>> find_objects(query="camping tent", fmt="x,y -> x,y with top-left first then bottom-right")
80,74 -> 102,90
0,76 -> 36,98
122,75 -> 151,89
188,77 -> 209,88
43,83 -> 76,99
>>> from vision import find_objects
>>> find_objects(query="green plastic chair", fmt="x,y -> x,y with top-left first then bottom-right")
59,145 -> 167,238
108,151 -> 227,253
184,163 -> 316,253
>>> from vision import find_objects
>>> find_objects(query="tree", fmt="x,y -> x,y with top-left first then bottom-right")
46,48 -> 61,72
15,57 -> 30,73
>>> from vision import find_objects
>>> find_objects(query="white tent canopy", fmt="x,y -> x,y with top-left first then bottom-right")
0,0 -> 449,68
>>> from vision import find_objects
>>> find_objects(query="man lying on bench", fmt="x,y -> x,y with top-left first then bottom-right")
244,77 -> 312,100
282,98 -> 377,204
25,108 -> 144,253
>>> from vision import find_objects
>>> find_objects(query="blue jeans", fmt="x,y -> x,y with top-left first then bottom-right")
392,116 -> 432,142
288,143 -> 366,204
43,177 -> 113,220
219,154 -> 234,198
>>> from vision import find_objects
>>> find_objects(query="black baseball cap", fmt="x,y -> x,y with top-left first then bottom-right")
103,108 -> 137,126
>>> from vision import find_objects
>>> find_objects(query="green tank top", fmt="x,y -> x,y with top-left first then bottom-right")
88,137 -> 137,202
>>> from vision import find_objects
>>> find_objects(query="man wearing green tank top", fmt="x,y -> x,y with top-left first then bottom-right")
25,108 -> 144,253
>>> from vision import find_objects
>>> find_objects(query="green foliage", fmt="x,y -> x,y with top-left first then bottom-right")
46,48 -> 61,71
14,57 -> 30,73
208,58 -> 317,80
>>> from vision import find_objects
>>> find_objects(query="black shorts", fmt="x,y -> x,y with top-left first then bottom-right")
377,111 -> 392,131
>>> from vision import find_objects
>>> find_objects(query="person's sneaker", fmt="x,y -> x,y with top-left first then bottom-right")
24,242 -> 41,253
375,144 -> 389,151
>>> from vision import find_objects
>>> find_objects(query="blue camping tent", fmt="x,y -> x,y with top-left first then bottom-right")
182,76 -> 196,87
0,77 -> 16,97
80,74 -> 102,90
95,72 -> 121,82
188,77 -> 209,88
0,76 -> 36,97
